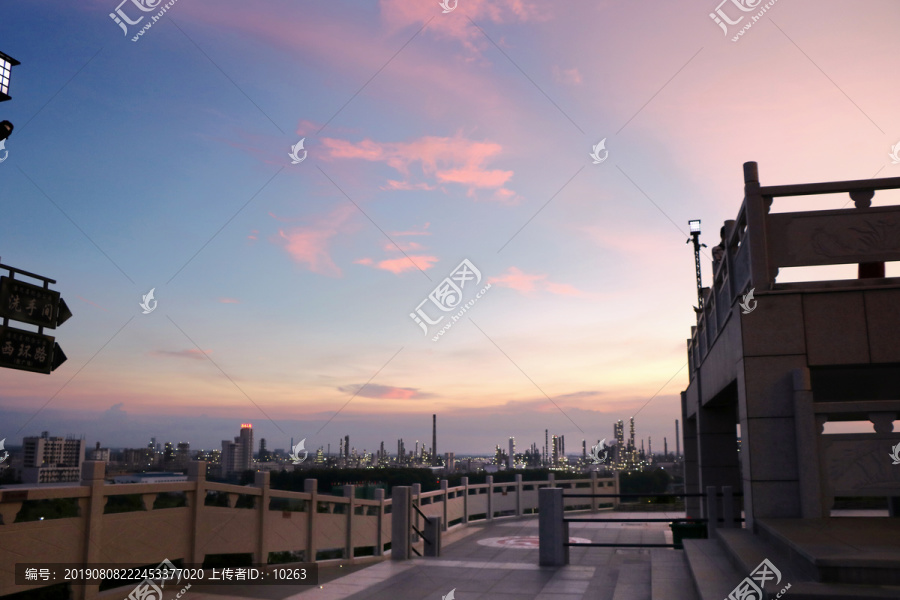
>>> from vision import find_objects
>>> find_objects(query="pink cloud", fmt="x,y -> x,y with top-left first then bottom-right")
354,257 -> 374,266
273,206 -> 357,277
489,266 -> 590,297
391,223 -> 432,237
321,134 -> 518,202
379,0 -> 549,51
376,255 -> 440,274
337,383 -> 435,400
552,66 -> 583,85
153,349 -> 212,360
219,298 -> 241,304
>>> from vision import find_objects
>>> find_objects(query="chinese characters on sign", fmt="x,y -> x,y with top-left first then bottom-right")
0,264 -> 71,374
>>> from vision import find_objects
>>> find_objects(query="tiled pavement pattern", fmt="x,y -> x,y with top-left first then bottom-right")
175,513 -> 698,600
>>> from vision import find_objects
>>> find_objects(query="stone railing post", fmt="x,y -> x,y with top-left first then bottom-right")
706,486 -> 718,538
515,474 -> 523,517
411,483 -> 421,541
343,485 -> 355,560
76,461 -> 106,600
255,471 -> 271,565
486,476 -> 494,521
375,488 -> 386,556
188,461 -> 207,563
391,487 -> 411,561
304,479 -> 317,563
539,488 -> 567,566
424,516 -> 442,557
440,480 -> 449,531
461,477 -> 469,524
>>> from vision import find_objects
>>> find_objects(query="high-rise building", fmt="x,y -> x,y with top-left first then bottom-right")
175,442 -> 190,470
675,419 -> 680,459
259,438 -> 268,462
344,435 -> 350,460
22,432 -> 85,483
89,441 -> 110,463
432,414 -> 437,467
221,423 -> 253,477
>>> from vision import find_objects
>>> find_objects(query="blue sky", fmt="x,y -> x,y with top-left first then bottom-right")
0,0 -> 897,455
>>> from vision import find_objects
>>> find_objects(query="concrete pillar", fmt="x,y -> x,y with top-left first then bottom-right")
305,479 -> 317,563
255,471 -> 271,565
440,480 -> 449,531
424,516 -> 442,557
76,461 -> 106,600
391,487 -> 412,561
375,488 -> 386,555
343,485 -> 355,559
188,461 -> 207,563
722,486 -> 734,529
461,477 -> 469,524
411,483 -> 421,541
683,413 -> 700,518
706,486 -> 718,538
538,488 -> 567,566
793,368 -> 826,518
515,474 -> 523,517
486,476 -> 493,521
697,400 -> 740,517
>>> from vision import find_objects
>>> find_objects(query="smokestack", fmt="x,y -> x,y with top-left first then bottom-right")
664,437 -> 668,459
676,420 -> 680,458
432,414 -> 437,466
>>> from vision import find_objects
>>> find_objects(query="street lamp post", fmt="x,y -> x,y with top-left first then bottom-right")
0,50 -> 20,102
687,220 -> 706,314
0,50 -> 20,161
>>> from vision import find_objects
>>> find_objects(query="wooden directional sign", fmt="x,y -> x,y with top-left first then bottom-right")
0,276 -> 71,329
0,325 -> 66,374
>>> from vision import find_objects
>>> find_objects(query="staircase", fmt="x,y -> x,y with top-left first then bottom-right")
683,519 -> 900,600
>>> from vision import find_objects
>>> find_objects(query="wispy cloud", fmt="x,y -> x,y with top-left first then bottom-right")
337,383 -> 435,400
152,349 -> 213,360
321,134 -> 518,202
489,266 -> 591,297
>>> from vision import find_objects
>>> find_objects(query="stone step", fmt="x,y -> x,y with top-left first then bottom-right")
717,528 -> 817,593
682,539 -> 744,600
612,559 -> 652,600
784,581 -> 900,599
650,549 -> 699,600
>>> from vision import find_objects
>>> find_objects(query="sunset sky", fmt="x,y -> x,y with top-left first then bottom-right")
1,0 -> 898,456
